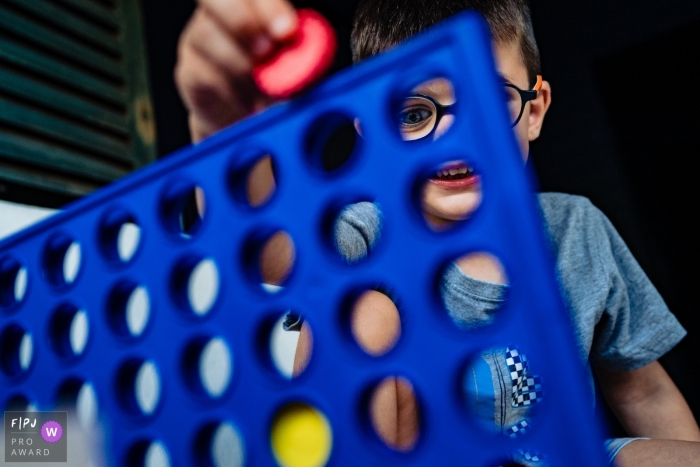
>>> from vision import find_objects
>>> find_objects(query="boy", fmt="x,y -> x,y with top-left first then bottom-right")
175,0 -> 700,465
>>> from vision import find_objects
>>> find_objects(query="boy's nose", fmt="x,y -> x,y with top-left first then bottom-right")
434,114 -> 455,140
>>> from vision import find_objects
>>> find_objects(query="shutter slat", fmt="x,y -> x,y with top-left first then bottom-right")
52,0 -> 119,31
0,68 -> 128,136
0,161 -> 98,196
0,132 -> 128,183
0,6 -> 124,81
4,0 -> 120,55
0,39 -> 126,107
0,98 -> 131,164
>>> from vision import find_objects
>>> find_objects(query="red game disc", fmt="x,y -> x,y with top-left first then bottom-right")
253,9 -> 337,98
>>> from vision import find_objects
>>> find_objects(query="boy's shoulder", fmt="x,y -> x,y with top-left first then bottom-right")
536,192 -> 608,252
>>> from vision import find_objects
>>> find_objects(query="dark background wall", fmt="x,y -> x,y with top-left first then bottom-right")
142,0 -> 700,422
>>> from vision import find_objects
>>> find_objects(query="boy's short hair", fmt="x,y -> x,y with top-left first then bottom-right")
351,0 -> 541,86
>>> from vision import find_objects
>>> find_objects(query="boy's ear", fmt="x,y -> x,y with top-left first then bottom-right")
528,80 -> 552,141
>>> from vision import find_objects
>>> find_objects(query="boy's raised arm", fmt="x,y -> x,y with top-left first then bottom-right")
175,0 -> 298,142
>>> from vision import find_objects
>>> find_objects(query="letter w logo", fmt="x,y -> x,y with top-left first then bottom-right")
46,427 -> 58,437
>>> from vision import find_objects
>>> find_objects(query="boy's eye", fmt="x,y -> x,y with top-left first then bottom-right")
399,106 -> 433,126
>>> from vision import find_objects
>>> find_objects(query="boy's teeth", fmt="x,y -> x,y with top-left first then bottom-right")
436,166 -> 472,178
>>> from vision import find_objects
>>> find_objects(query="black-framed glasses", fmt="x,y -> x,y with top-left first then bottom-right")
398,75 -> 543,141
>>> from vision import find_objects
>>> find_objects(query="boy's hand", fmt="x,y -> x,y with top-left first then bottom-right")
175,0 -> 298,142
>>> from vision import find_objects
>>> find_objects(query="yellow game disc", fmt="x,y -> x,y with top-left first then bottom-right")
271,403 -> 332,467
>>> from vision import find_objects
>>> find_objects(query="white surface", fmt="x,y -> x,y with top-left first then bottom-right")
63,241 -> 81,283
70,310 -> 89,355
188,258 -> 220,315
199,337 -> 232,398
0,199 -> 56,240
126,286 -> 151,337
117,222 -> 141,262
135,361 -> 161,415
270,315 -> 300,378
211,423 -> 245,467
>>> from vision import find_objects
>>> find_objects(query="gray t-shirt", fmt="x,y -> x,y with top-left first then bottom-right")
336,193 -> 685,370
333,193 -> 685,465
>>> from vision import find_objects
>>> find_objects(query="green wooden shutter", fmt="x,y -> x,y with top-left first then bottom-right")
0,0 -> 156,204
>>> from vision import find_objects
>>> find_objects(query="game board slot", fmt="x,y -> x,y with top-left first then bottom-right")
48,304 -> 89,358
2,393 -> 35,412
0,255 -> 28,310
262,312 -> 311,379
436,252 -> 509,331
243,230 -> 296,290
98,209 -> 141,264
181,336 -> 233,400
42,233 -> 82,286
106,281 -> 151,338
367,376 -> 421,452
270,402 -> 333,467
412,155 -> 482,232
460,346 -> 543,440
55,378 -> 98,429
160,183 -> 206,239
0,324 -> 33,377
322,200 -> 382,265
343,288 -> 401,357
193,421 -> 246,467
115,358 -> 161,417
229,153 -> 277,208
125,440 -> 172,467
390,75 -> 457,144
171,257 -> 220,317
305,111 -> 361,174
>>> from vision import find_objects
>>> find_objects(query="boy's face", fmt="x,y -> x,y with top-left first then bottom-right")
417,40 -> 551,228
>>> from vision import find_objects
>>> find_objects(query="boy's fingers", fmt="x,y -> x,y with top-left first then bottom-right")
185,8 -> 253,77
247,0 -> 298,39
200,0 -> 296,44
175,46 -> 250,141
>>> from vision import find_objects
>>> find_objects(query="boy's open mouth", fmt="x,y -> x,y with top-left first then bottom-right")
429,161 -> 479,190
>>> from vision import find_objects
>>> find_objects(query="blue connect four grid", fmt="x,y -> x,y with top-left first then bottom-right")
0,12 -> 607,466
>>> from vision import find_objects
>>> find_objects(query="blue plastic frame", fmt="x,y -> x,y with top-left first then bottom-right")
0,12 -> 607,466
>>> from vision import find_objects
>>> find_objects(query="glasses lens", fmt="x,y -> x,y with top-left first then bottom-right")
503,86 -> 523,126
399,97 -> 438,141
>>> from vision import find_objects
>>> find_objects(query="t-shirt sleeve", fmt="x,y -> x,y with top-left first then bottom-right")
591,208 -> 686,371
333,201 -> 382,263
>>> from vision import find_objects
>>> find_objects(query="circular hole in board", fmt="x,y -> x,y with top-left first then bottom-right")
346,289 -> 401,357
107,282 -> 152,338
0,257 -> 28,309
367,376 -> 421,452
56,379 -> 99,429
438,252 -> 508,330
323,201 -> 383,265
194,421 -> 246,467
271,402 -> 333,467
231,154 -> 278,208
49,305 -> 90,358
171,258 -> 221,317
413,156 -> 482,232
3,394 -> 35,412
0,324 -> 33,377
305,112 -> 361,174
43,235 -> 82,286
99,210 -> 142,263
394,77 -> 457,143
182,336 -> 233,399
161,184 -> 206,239
116,359 -> 162,416
243,230 -> 296,290
266,313 -> 312,379
126,440 -> 172,467
461,346 -> 543,438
